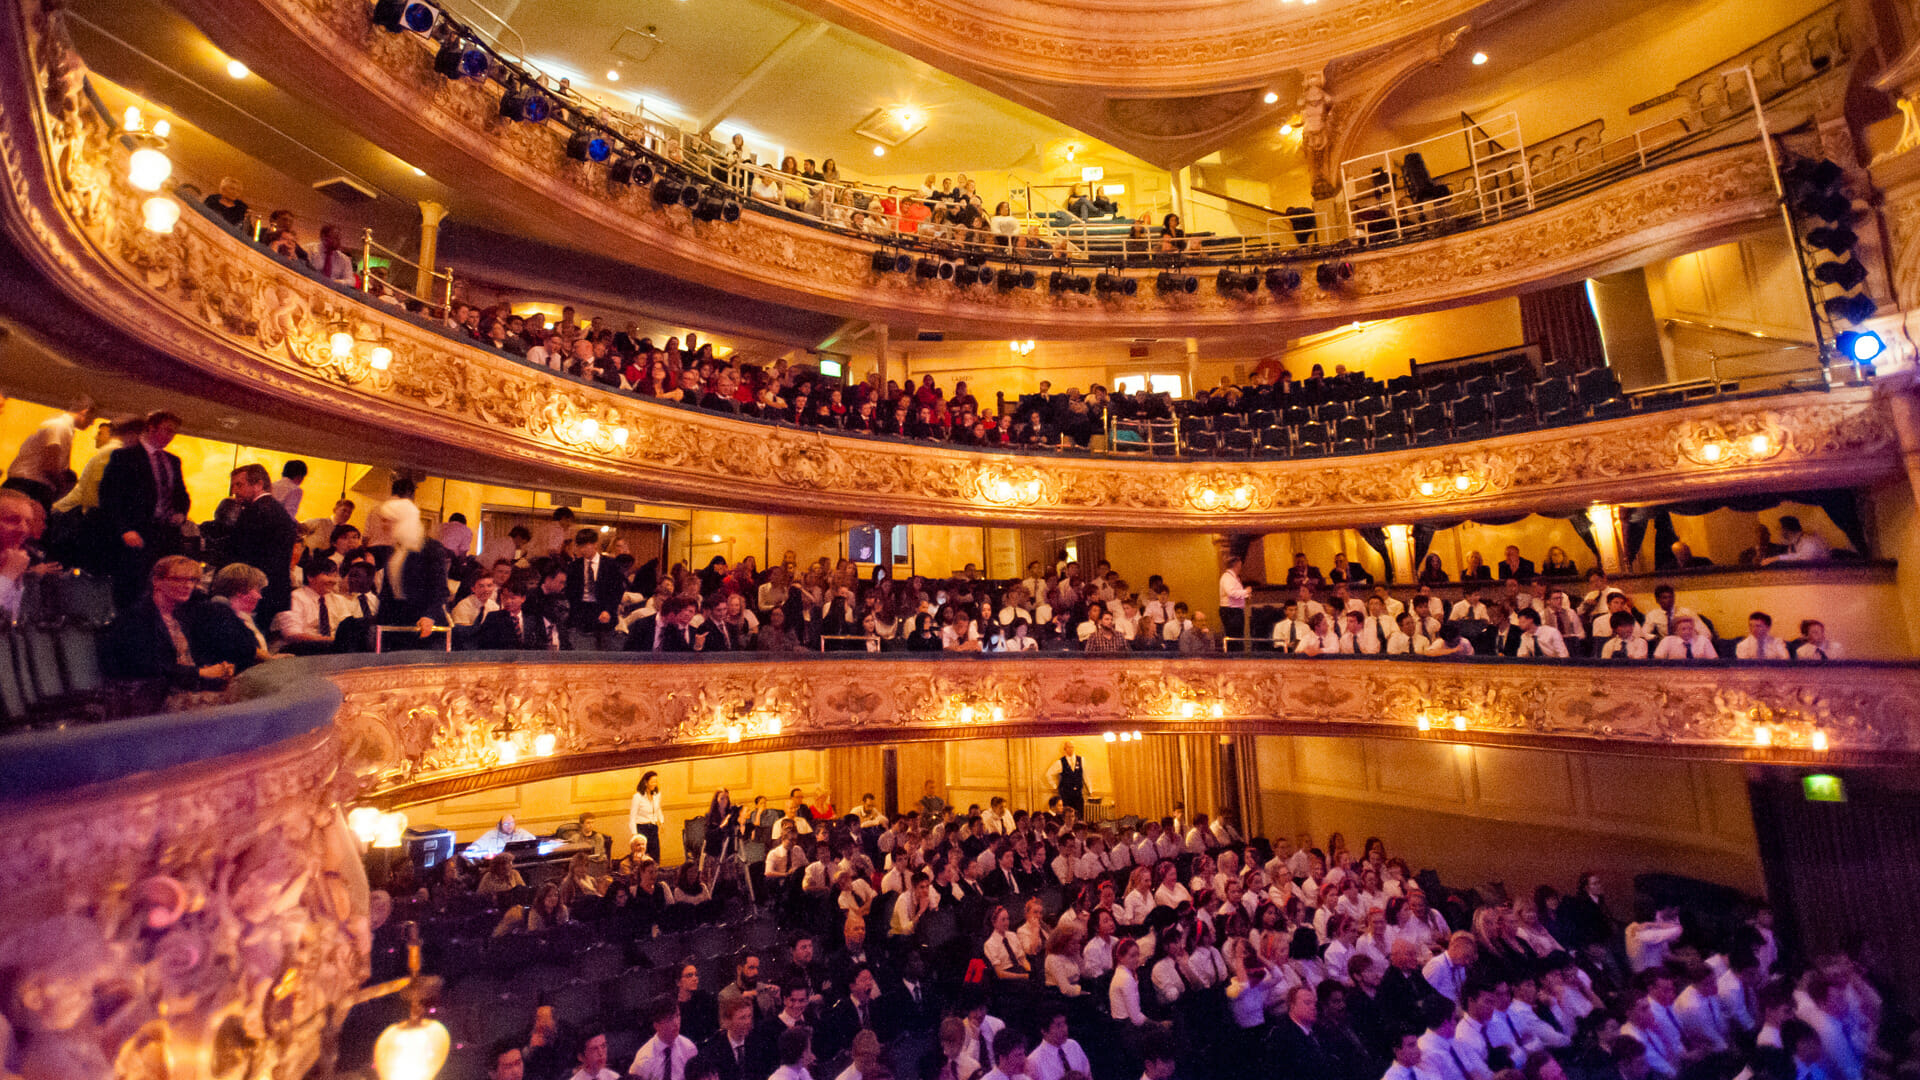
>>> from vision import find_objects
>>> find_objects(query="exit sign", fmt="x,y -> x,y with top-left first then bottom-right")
1803,774 -> 1846,803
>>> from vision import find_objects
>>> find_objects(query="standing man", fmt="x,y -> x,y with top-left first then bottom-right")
1219,554 -> 1252,653
1045,740 -> 1089,816
97,409 -> 189,607
270,460 -> 307,517
566,528 -> 625,650
3,395 -> 94,509
226,464 -> 300,628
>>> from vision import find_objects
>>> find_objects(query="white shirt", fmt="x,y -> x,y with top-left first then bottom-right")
1642,605 -> 1696,639
5,412 -> 77,484
1450,1015 -> 1503,1079
1381,1065 -> 1444,1080
1449,600 -> 1488,622
1621,1018 -> 1680,1078
1598,636 -> 1648,659
1219,571 -> 1250,609
1795,639 -> 1843,660
1417,1031 -> 1471,1080
1081,935 -> 1116,979
271,586 -> 357,641
1423,954 -> 1471,1004
1385,631 -> 1431,655
450,592 -> 499,627
630,790 -> 664,835
1517,626 -> 1569,658
1109,966 -> 1145,1024
628,1034 -> 698,1080
464,824 -> 535,859
1774,531 -> 1832,562
270,477 -> 304,518
1653,632 -> 1714,659
1674,984 -> 1732,1053
1626,919 -> 1684,971
1737,635 -> 1790,660
1025,1039 -> 1089,1080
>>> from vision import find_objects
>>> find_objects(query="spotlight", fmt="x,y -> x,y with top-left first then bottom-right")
938,260 -> 957,281
1156,271 -> 1198,294
1786,158 -> 1851,222
915,258 -> 942,280
611,157 -> 655,186
434,38 -> 488,79
499,86 -> 549,123
955,265 -> 983,286
719,199 -> 741,222
1823,293 -> 1876,324
651,173 -> 686,205
567,131 -> 612,163
1813,258 -> 1867,290
1095,271 -> 1136,296
997,269 -> 1020,291
873,250 -> 899,273
1807,225 -> 1857,255
1048,270 -> 1089,293
1315,260 -> 1353,288
1216,268 -> 1258,294
1836,330 -> 1885,363
975,265 -> 996,287
1264,267 -> 1302,293
678,182 -> 703,208
1016,269 -> 1037,289
371,0 -> 438,33
694,189 -> 727,221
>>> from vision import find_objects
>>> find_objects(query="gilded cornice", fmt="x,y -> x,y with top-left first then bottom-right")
0,0 -> 1900,526
326,655 -> 1920,808
0,726 -> 368,1080
163,0 -> 1789,339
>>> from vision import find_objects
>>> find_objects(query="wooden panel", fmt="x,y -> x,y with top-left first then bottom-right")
1373,740 -> 1465,804
1700,763 -> 1759,844
574,769 -> 638,802
1470,745 -> 1576,814
1581,754 -> 1702,830
687,755 -> 756,794
1290,735 -> 1370,788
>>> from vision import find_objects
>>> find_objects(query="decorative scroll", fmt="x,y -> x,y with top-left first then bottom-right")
326,656 -> 1920,807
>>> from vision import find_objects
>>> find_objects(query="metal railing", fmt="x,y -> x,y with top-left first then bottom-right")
361,229 -> 454,313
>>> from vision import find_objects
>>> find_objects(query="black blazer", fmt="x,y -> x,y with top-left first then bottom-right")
99,597 -> 220,689
185,599 -> 266,672
98,443 -> 189,540
564,554 -> 626,628
699,1031 -> 753,1080
229,494 -> 300,605
623,614 -> 660,651
1497,557 -> 1537,581
1264,1019 -> 1335,1080
475,607 -> 550,650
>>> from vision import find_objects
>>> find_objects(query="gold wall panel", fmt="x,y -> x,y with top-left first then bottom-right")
1467,744 -> 1578,815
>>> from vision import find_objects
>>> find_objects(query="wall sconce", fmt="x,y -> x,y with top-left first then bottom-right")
1186,479 -> 1256,512
128,146 -> 173,192
1451,715 -> 1467,731
1681,425 -> 1781,467
329,328 -> 356,358
1810,730 -> 1829,752
725,725 -> 743,743
1413,461 -> 1490,500
978,468 -> 1045,507
1701,442 -> 1723,462
1103,731 -> 1117,742
1009,340 -> 1036,356
365,924 -> 449,1080
141,196 -> 181,233
1752,724 -> 1772,747
370,345 -> 394,371
1416,714 -> 1433,731
494,739 -> 520,764
533,732 -> 557,757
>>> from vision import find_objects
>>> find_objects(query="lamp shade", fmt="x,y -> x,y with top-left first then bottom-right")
373,1017 -> 449,1080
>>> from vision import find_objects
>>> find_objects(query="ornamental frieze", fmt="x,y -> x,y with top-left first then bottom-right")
325,656 -> 1920,808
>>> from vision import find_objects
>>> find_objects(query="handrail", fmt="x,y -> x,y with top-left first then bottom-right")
1660,317 -> 1818,348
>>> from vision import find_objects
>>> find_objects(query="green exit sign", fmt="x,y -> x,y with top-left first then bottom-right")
1803,774 -> 1846,803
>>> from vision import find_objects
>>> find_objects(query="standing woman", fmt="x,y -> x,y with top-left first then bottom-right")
630,770 -> 664,860
703,787 -> 743,874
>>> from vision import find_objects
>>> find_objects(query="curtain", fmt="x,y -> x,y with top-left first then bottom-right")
1413,524 -> 1439,570
1354,526 -> 1392,580
1520,282 -> 1606,367
1107,736 -> 1226,822
1565,513 -> 1601,562
1657,489 -> 1871,557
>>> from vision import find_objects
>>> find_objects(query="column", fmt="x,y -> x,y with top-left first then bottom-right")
1185,337 -> 1201,397
1384,524 -> 1416,585
1886,386 -> 1920,510
415,200 -> 449,301
873,323 -> 890,390
1586,505 -> 1627,574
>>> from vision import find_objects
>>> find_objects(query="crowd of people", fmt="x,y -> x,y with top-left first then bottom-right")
389,782 -> 1905,1080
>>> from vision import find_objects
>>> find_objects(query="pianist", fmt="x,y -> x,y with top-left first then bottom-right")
465,814 -> 537,861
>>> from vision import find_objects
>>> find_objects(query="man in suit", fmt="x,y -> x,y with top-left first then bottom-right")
1380,940 -> 1445,1035
700,997 -> 756,1080
96,410 -> 189,606
378,539 -> 451,651
1486,603 -> 1526,658
225,464 -> 300,629
1266,985 -> 1335,1080
564,529 -> 625,650
1497,545 -> 1536,582
477,581 -> 553,649
821,967 -> 891,1058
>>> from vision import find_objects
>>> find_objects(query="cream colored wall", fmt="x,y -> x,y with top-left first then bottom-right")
1252,735 -> 1763,896
1427,514 -> 1593,580
1264,297 -> 1524,382
406,749 -> 826,865
1643,230 -> 1819,384
1105,529 -> 1221,619
1869,479 -> 1920,655
1260,528 -> 1391,588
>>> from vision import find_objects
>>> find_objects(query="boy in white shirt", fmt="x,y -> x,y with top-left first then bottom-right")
1735,612 -> 1790,660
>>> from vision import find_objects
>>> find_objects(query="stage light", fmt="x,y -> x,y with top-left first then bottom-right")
1095,271 -> 1136,295
434,38 -> 487,79
677,182 -> 702,208
1813,257 -> 1867,290
567,131 -> 612,163
955,265 -> 982,286
720,199 -> 741,222
128,147 -> 172,192
1156,271 -> 1197,294
694,189 -> 727,221
1823,293 -> 1876,324
1015,269 -> 1037,289
938,260 -> 957,281
371,0 -> 438,33
1216,268 -> 1258,294
1049,270 -> 1088,293
651,174 -> 686,205
1264,267 -> 1302,293
915,258 -> 942,280
499,86 -> 549,123
1837,330 -> 1885,363
871,250 -> 897,273
1316,260 -> 1353,288
611,157 -> 655,186
975,265 -> 996,287
141,196 -> 180,233
1807,225 -> 1857,255
226,59 -> 250,79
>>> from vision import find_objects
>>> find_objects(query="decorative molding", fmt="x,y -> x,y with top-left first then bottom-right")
159,0 -> 1793,339
326,656 -> 1920,809
0,0 -> 1902,527
0,727 -> 367,1080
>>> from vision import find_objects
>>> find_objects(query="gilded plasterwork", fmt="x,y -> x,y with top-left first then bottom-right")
329,657 -> 1920,806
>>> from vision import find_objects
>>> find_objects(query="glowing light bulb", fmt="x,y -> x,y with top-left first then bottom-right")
1419,481 -> 1435,496
1131,730 -> 1142,741
872,145 -> 886,157
1416,714 -> 1432,732
1748,434 -> 1772,455
1180,702 -> 1197,719
1701,442 -> 1723,462
606,69 -> 620,81
990,707 -> 1005,722
1454,474 -> 1471,491
152,119 -> 171,138
725,725 -> 742,743
1471,51 -> 1488,65
958,705 -> 976,723
1752,725 -> 1772,747
495,740 -> 519,764
1233,487 -> 1252,504
226,59 -> 250,79
1280,124 -> 1294,136
374,811 -> 408,848
123,105 -> 143,132
766,717 -> 783,736
1811,730 -> 1829,752
348,806 -> 385,844
578,417 -> 599,439
533,732 -> 557,756
1264,91 -> 1279,104
1210,702 -> 1224,718
370,346 -> 393,371
1104,731 -> 1117,742
372,1017 -> 450,1080
1452,715 -> 1467,731
330,331 -> 355,358
613,426 -> 629,446
128,147 -> 172,192
141,196 -> 181,233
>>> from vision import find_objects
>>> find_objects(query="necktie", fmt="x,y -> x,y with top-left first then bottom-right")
734,1044 -> 745,1074
359,594 -> 373,618
1817,648 -> 1827,660
318,596 -> 332,636
514,613 -> 524,644
585,558 -> 595,599
150,451 -> 171,519
1448,1044 -> 1467,1079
